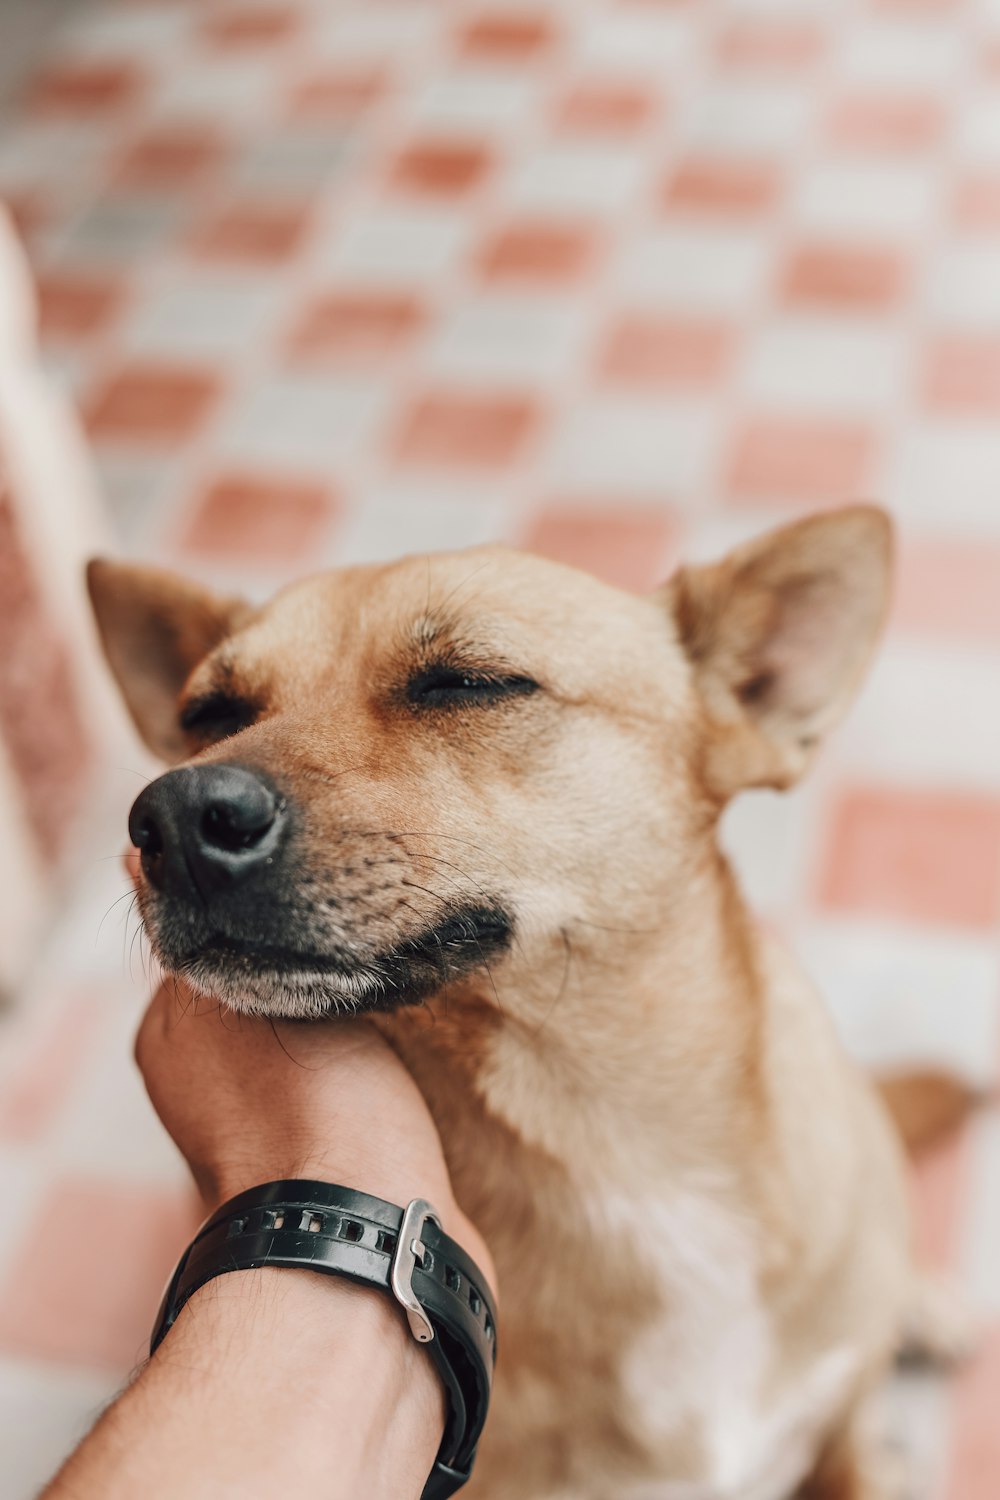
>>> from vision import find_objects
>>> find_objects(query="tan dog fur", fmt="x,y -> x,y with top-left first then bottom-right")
90,507 -> 924,1500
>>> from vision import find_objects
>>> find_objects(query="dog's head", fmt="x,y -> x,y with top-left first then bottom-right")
88,507 -> 891,1019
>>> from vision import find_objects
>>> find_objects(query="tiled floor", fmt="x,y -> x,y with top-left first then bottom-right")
1,0 -> 999,1495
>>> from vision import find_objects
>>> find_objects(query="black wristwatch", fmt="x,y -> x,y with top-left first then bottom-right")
150,1180 -> 497,1500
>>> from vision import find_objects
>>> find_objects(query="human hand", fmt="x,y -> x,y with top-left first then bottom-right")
135,978 -> 494,1289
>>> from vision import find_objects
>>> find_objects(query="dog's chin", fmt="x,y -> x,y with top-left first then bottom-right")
154,902 -> 515,1021
174,952 -> 408,1019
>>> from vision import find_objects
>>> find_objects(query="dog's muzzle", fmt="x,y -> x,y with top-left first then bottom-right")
127,763 -> 515,1017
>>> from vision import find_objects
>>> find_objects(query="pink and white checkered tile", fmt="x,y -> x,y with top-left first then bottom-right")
1,0 -> 999,1494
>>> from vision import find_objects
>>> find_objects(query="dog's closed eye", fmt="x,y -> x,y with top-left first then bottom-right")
407,664 -> 539,709
179,692 -> 257,743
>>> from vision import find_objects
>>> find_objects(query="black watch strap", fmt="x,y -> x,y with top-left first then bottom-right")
150,1180 -> 497,1500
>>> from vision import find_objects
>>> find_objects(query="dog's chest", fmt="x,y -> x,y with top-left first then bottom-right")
593,1186 -> 859,1500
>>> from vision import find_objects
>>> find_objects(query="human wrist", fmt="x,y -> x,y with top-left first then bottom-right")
152,1267 -> 446,1496
45,1265 -> 446,1500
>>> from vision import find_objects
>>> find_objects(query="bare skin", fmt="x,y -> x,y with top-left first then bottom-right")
42,978 -> 494,1500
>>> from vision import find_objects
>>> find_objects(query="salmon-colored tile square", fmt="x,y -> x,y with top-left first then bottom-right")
522,506 -> 679,591
946,1324 -> 1000,1500
717,19 -> 825,69
179,474 -> 337,562
555,81 -> 659,135
726,416 -> 877,504
287,291 -> 425,362
395,392 -> 541,468
893,537 -> 1000,642
910,1131 -> 970,1271
477,221 -> 600,283
923,338 -> 1000,416
36,272 -> 125,340
458,14 -> 556,59
193,201 -> 312,262
664,158 -> 781,217
288,67 -> 388,120
953,174 -> 1000,231
0,1178 -> 197,1370
827,93 -> 946,153
28,61 -> 145,115
202,6 -> 299,47
599,315 -> 733,387
780,244 -> 906,311
820,787 -> 1000,929
85,364 -> 220,442
391,141 -> 493,197
114,126 -> 226,188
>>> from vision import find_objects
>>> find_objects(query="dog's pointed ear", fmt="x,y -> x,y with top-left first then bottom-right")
664,505 -> 892,797
87,559 -> 250,761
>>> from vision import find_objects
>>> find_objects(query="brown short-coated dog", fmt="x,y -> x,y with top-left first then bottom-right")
89,506 -> 964,1500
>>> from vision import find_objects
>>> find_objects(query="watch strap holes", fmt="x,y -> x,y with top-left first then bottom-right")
341,1218 -> 364,1243
376,1230 -> 397,1255
226,1217 -> 246,1239
469,1289 -> 482,1315
264,1209 -> 285,1230
445,1264 -> 461,1292
302,1212 -> 324,1234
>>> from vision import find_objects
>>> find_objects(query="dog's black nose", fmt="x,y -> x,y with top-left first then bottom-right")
129,764 -> 285,899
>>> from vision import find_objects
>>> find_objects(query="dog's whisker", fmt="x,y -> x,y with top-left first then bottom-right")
97,888 -> 140,944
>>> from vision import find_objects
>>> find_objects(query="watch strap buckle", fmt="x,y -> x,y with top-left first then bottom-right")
391,1198 -> 441,1344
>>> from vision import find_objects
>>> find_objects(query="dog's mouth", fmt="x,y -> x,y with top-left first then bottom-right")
158,901 -> 515,1019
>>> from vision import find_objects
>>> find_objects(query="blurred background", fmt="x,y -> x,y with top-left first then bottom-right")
0,0 -> 998,1494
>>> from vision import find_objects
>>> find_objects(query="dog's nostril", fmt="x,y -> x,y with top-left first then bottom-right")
134,814 -> 163,859
200,795 -> 275,854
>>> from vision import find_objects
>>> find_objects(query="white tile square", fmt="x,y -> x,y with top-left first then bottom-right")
741,316 -> 905,414
504,142 -> 650,215
120,275 -> 283,358
543,394 -> 720,499
407,69 -> 542,134
313,4 -> 441,61
793,161 -> 937,235
886,419 -> 1000,538
218,374 -> 391,466
423,292 -> 589,386
923,242 -> 1000,331
150,59 -> 281,123
317,205 -> 472,285
618,224 -> 773,314
720,781 -> 818,915
682,81 -> 814,157
838,640 -> 1000,793
795,917 -> 1000,1084
841,20 -> 967,87
957,94 -> 1000,163
334,480 -> 512,565
575,11 -> 699,75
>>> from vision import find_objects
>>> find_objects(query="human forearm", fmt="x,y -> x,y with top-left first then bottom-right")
44,1268 -> 445,1500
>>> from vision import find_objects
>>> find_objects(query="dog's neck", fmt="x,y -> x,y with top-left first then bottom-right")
385,837 -> 768,1206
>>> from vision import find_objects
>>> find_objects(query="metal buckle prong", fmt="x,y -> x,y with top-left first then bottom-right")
390,1198 -> 441,1344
